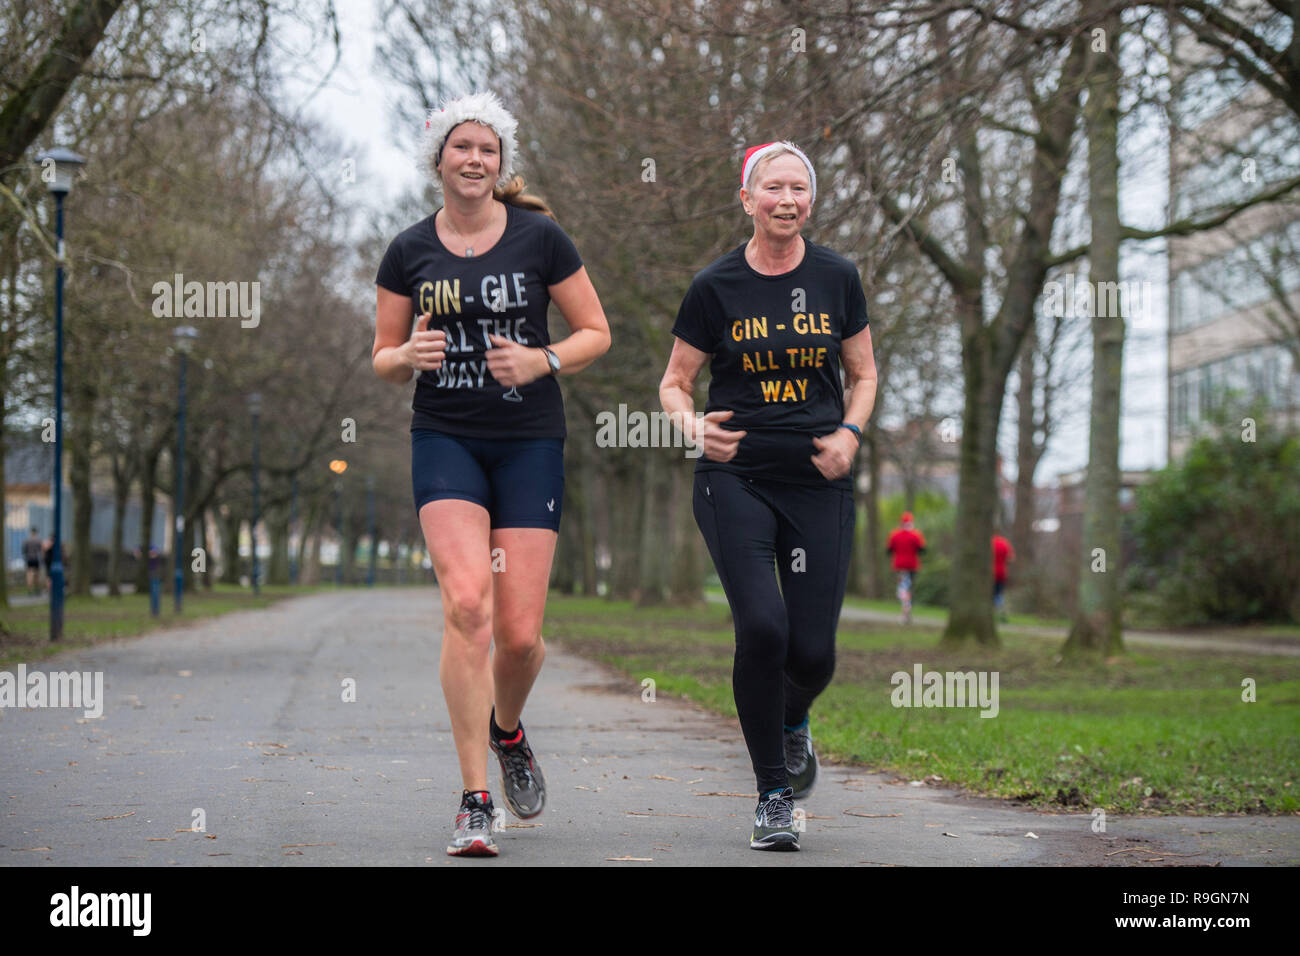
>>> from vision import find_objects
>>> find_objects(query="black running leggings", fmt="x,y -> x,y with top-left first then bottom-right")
692,469 -> 855,794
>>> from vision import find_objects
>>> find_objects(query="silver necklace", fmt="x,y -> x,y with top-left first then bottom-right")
441,209 -> 497,257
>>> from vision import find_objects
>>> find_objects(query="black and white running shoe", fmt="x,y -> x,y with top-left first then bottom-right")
489,719 -> 546,819
750,786 -> 799,850
784,720 -> 818,799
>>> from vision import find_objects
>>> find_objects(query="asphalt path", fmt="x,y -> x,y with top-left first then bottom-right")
3,589 -> 1296,866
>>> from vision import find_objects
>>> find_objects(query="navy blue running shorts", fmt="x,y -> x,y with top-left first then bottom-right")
411,428 -> 564,531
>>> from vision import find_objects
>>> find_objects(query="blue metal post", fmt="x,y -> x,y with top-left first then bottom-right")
49,193 -> 65,641
174,350 -> 187,612
251,407 -> 261,595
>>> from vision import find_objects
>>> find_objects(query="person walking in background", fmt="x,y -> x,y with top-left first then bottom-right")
887,512 -> 926,624
992,532 -> 1015,621
23,528 -> 43,595
41,536 -> 56,593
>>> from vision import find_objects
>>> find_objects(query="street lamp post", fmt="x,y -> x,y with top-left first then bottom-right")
173,325 -> 198,612
35,148 -> 85,642
248,392 -> 262,595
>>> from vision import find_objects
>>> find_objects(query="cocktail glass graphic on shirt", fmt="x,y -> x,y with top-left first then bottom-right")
485,288 -> 522,401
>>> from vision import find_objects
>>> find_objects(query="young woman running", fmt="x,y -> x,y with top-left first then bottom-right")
372,92 -> 610,857
660,142 -> 877,851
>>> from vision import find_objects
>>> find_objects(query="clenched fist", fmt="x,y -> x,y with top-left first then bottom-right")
402,313 -> 446,371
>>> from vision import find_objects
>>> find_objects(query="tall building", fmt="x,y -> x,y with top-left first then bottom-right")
1167,5 -> 1300,461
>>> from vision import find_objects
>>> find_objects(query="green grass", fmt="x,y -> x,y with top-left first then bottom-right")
0,582 -> 341,670
544,594 -> 1300,815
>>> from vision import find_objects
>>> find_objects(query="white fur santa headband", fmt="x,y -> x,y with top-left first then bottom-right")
741,141 -> 817,203
421,91 -> 519,188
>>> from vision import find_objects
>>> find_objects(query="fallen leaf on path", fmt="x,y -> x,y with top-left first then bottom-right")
13,846 -> 51,852
942,832 -> 959,837
147,838 -> 172,842
693,791 -> 757,798
624,810 -> 707,819
283,851 -> 303,856
96,811 -> 136,820
650,775 -> 678,781
606,856 -> 652,862
505,823 -> 543,829
843,811 -> 901,818
281,842 -> 336,848
686,778 -> 703,784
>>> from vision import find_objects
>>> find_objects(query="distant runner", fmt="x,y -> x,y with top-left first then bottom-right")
887,512 -> 926,624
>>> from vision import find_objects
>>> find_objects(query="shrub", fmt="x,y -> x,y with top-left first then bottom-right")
1128,428 -> 1300,624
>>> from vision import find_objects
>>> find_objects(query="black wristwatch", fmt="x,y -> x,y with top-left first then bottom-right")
542,346 -> 561,375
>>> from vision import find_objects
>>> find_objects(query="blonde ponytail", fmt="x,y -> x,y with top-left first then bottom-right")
493,175 -> 556,220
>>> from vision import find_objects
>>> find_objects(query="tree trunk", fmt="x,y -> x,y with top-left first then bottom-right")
1012,320 -> 1040,574
303,504 -> 323,586
0,0 -> 128,184
937,31 -> 1090,646
579,441 -> 599,596
219,509 -> 242,584
942,326 -> 1003,647
608,464 -> 640,600
107,467 -> 129,596
199,509 -> 214,590
861,424 -> 885,598
1066,4 -> 1125,656
68,386 -> 94,596
669,465 -> 704,605
269,507 -> 290,586
635,450 -> 667,606
135,448 -> 159,593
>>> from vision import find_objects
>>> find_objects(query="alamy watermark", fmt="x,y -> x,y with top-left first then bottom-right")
49,886 -> 150,935
152,272 -> 260,328
890,664 -> 999,718
0,664 -> 103,718
1041,276 -> 1153,321
595,404 -> 703,458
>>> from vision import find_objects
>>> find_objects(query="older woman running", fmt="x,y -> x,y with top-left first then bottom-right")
660,141 -> 877,851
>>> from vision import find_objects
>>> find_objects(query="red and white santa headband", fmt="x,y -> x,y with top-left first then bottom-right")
741,141 -> 817,203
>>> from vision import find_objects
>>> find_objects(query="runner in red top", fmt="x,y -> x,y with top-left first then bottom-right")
992,533 -> 1015,619
886,512 -> 926,624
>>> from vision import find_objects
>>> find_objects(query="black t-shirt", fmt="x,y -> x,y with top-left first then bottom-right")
376,203 -> 584,438
671,240 -> 869,488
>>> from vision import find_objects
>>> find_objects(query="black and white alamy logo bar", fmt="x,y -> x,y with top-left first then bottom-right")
50,887 -> 150,936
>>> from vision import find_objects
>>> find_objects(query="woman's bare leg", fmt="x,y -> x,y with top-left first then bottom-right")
488,527 -> 558,732
419,498 -> 494,791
